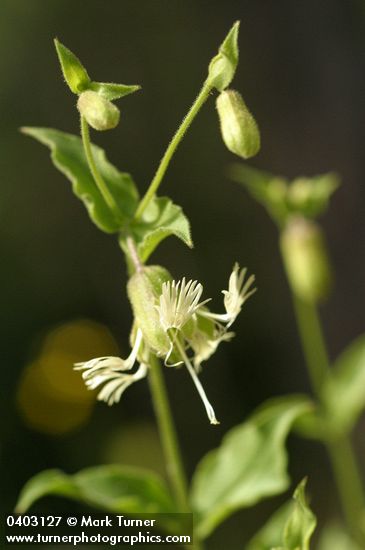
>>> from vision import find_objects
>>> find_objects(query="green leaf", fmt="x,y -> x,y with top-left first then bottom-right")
191,396 -> 311,539
22,127 -> 139,233
15,470 -> 81,514
317,522 -> 362,550
121,196 -> 193,262
322,334 -> 365,435
287,174 -> 339,219
246,480 -> 316,550
89,82 -> 141,101
229,163 -> 288,225
54,38 -> 91,94
246,501 -> 293,550
207,21 -> 240,92
282,479 -> 316,550
16,465 -> 175,515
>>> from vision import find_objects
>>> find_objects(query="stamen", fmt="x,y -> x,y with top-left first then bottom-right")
174,339 -> 219,425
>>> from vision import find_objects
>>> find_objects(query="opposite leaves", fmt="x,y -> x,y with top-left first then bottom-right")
190,396 -> 311,539
22,127 -> 192,260
54,38 -> 140,99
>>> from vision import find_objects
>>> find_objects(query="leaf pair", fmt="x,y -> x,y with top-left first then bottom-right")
16,396 -> 311,541
22,127 -> 192,262
54,38 -> 140,100
191,396 -> 311,539
230,164 -> 339,227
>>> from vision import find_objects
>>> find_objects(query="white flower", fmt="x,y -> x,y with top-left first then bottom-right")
152,264 -> 255,424
223,263 -> 256,326
74,329 -> 147,405
74,263 -> 256,425
200,263 -> 256,327
156,278 -> 209,332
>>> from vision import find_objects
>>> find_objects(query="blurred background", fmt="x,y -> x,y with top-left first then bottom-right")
1,0 -> 365,547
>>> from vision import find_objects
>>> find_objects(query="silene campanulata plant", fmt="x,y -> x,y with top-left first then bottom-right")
15,22 -> 365,550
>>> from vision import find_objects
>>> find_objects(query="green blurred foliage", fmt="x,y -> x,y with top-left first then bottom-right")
1,1 -> 365,548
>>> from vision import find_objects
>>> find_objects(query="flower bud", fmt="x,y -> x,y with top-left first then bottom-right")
77,91 -> 120,131
216,89 -> 260,159
280,217 -> 332,302
127,265 -> 172,355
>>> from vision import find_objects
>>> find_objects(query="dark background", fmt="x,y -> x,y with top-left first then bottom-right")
1,1 -> 365,548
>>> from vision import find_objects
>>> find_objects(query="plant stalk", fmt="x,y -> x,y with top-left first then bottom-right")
80,115 -> 123,222
148,355 -> 203,550
292,293 -> 365,543
134,81 -> 212,221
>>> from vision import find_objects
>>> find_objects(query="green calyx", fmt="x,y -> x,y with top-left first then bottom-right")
216,89 -> 260,159
280,217 -> 333,303
127,265 -> 172,355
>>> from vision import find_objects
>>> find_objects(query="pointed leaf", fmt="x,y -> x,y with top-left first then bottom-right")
246,501 -> 293,550
90,82 -> 141,101
16,465 -> 175,515
229,163 -> 288,225
54,39 -> 90,94
191,396 -> 312,539
22,127 -> 139,233
121,196 -> 193,262
208,21 -> 240,91
246,480 -> 316,550
322,334 -> 365,435
282,479 -> 316,550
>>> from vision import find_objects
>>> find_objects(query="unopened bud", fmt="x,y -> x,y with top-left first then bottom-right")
127,265 -> 172,355
280,217 -> 332,302
216,89 -> 260,159
77,91 -> 120,131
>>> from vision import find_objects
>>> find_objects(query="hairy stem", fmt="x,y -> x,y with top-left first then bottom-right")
134,81 -> 212,220
292,294 -> 365,543
148,355 -> 203,549
80,115 -> 123,222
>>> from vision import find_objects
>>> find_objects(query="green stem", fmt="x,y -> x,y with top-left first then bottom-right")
292,296 -> 330,395
134,81 -> 212,220
327,436 -> 365,543
291,293 -> 365,543
148,355 -> 203,550
80,115 -> 123,222
148,355 -> 189,510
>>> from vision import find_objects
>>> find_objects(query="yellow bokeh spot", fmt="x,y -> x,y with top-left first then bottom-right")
17,319 -> 120,435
